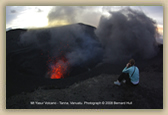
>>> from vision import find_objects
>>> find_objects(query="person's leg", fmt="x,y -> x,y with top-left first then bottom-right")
114,73 -> 129,86
118,73 -> 129,82
115,73 -> 139,86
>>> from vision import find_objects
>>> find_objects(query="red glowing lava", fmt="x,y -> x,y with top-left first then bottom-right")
50,59 -> 69,79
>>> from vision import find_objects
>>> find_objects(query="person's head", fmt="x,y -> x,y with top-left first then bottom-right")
129,59 -> 135,66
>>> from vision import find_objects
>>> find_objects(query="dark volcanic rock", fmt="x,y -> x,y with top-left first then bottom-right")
6,71 -> 163,109
6,24 -> 163,109
6,24 -> 102,98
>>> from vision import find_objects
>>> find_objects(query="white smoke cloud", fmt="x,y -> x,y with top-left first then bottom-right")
20,7 -> 160,71
47,6 -> 102,27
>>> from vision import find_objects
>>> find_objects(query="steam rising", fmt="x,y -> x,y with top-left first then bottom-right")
20,24 -> 103,67
48,6 -> 84,23
20,8 -> 159,75
95,8 -> 159,62
48,6 -> 101,27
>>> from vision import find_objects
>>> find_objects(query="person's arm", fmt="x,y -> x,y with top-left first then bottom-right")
122,63 -> 132,73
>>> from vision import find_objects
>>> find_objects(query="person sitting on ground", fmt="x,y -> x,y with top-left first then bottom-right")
114,59 -> 139,86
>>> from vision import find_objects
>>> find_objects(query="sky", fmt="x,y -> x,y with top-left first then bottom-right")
6,6 -> 163,36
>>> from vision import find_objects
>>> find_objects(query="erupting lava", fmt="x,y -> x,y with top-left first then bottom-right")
50,58 -> 69,79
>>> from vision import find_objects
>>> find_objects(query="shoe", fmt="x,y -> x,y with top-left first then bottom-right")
114,80 -> 121,86
122,80 -> 126,83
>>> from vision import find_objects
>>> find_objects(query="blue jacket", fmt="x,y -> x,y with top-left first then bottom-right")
122,66 -> 139,84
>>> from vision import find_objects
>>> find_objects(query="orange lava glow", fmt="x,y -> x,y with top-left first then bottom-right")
50,59 -> 69,79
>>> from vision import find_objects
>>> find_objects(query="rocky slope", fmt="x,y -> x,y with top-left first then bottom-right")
6,70 -> 163,109
6,24 -> 163,109
6,47 -> 163,109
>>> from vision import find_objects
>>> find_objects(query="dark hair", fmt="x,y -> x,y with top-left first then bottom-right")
129,59 -> 135,66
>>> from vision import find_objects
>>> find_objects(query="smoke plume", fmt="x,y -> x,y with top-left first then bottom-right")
95,8 -> 159,63
20,7 -> 160,78
20,24 -> 103,68
47,6 -> 101,27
